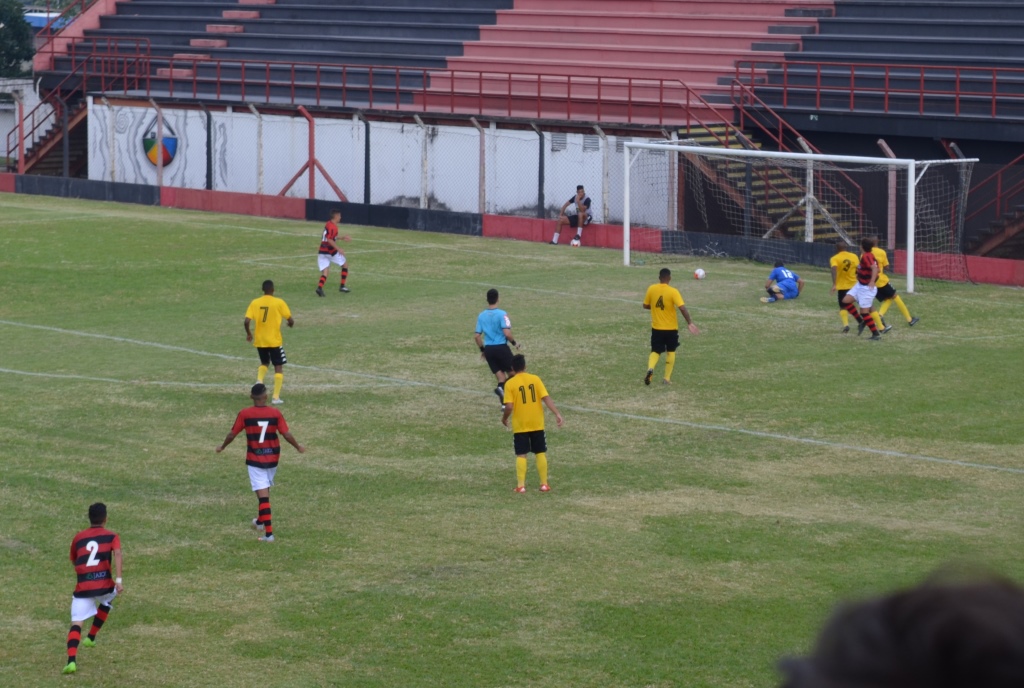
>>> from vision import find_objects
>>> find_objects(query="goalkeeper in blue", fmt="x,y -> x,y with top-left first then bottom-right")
761,261 -> 805,303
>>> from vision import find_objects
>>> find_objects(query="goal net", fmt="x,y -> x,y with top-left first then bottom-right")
623,142 -> 976,292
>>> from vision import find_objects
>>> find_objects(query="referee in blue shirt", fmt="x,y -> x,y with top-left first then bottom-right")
474,288 -> 521,404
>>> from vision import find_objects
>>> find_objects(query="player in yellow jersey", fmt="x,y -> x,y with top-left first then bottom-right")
243,280 -> 294,405
867,236 -> 919,330
502,354 -> 563,493
642,268 -> 700,386
830,241 -> 860,332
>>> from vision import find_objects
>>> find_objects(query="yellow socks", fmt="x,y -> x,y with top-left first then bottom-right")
872,312 -> 884,331
664,352 -> 676,382
647,352 -> 660,371
894,295 -> 912,321
516,456 -> 527,488
273,373 -> 283,400
257,365 -> 268,383
536,453 -> 548,487
840,309 -> 849,326
878,299 -> 892,316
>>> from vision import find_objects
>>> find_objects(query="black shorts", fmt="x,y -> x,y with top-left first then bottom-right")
513,430 -> 547,456
876,283 -> 897,301
836,289 -> 849,308
567,214 -> 592,228
650,328 -> 679,354
483,344 -> 513,375
257,346 -> 287,367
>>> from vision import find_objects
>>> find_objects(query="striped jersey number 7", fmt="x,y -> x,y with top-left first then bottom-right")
257,420 -> 269,443
259,306 -> 269,322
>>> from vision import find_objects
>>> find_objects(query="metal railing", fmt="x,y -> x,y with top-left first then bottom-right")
34,0 -> 102,70
6,38 -> 149,166
736,60 -> 1024,118
965,151 -> 1024,229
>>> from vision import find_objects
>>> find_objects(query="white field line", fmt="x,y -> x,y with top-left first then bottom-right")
0,368 -> 404,391
3,319 -> 1021,476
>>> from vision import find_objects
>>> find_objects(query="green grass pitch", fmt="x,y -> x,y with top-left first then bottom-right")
2,193 -> 1023,687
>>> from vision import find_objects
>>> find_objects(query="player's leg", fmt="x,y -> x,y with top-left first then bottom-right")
66,598 -> 96,673
257,348 -> 270,384
336,254 -> 350,293
646,330 -> 665,385
494,369 -> 508,403
663,332 -> 680,383
513,434 -> 529,492
248,467 -> 276,540
551,215 -> 568,244
837,291 -> 850,331
892,292 -> 916,324
842,291 -> 866,333
569,216 -> 582,245
84,593 -> 116,646
761,285 -> 782,303
860,297 -> 881,339
531,432 -> 549,490
317,254 -> 331,296
271,347 -> 286,403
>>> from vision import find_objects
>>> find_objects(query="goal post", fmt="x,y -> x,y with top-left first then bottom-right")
622,141 -> 977,293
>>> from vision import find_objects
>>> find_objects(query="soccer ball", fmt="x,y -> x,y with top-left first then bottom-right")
570,237 -> 581,247
694,268 -> 706,280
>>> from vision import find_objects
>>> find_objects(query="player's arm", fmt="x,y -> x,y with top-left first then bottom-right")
764,277 -> 775,289
830,265 -> 838,292
797,277 -> 805,294
542,395 -> 564,428
501,402 -> 513,427
243,317 -> 253,343
286,315 -> 295,328
281,430 -> 305,454
679,305 -> 700,334
474,331 -> 485,355
113,545 -> 124,593
869,261 -> 879,288
502,327 -> 520,350
215,430 -> 238,452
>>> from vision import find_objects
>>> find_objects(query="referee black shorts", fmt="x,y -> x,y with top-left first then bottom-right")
876,283 -> 897,301
483,344 -> 514,375
836,289 -> 849,308
650,328 -> 680,354
513,430 -> 547,456
257,346 -> 287,367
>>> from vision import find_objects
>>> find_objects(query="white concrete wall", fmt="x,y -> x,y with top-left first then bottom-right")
87,101 -> 665,218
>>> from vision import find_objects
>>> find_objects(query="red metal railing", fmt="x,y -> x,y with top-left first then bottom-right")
736,60 -> 1024,118
730,78 -> 866,234
34,0 -> 100,70
965,151 -> 1024,228
6,38 -> 149,165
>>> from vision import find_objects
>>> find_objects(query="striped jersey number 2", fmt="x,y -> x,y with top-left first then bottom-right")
257,420 -> 270,443
85,541 -> 101,567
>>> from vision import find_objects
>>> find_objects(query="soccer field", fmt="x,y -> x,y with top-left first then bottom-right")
2,193 -> 1023,688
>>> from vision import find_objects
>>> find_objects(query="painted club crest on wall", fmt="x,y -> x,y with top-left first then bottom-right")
142,117 -> 178,166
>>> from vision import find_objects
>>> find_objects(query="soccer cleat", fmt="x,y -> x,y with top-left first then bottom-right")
81,638 -> 96,648
644,369 -> 653,386
908,317 -> 920,326
549,240 -> 558,245
882,324 -> 893,334
869,334 -> 882,341
539,484 -> 550,492
339,285 -> 350,293
258,534 -> 275,543
252,518 -> 264,531
759,296 -> 776,303
513,486 -> 527,494
857,321 -> 866,336
63,662 -> 77,675
662,378 -> 671,385
316,287 -> 325,297
841,326 -> 850,334
271,398 -> 284,405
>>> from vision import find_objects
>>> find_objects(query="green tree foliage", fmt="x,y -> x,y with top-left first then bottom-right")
0,0 -> 35,77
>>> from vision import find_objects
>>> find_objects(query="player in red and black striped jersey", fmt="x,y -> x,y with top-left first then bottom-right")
216,383 -> 305,542
316,208 -> 352,296
63,503 -> 124,675
840,238 -> 884,341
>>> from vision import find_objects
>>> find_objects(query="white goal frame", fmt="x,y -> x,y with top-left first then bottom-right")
623,141 -> 978,293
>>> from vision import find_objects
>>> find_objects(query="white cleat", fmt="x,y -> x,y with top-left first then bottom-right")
271,398 -> 284,405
